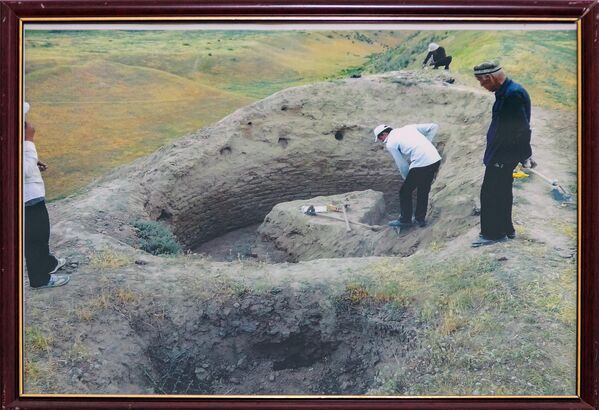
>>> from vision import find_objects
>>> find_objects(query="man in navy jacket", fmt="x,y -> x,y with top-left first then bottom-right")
471,62 -> 535,247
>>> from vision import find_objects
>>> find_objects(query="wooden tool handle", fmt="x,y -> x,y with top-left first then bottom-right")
341,206 -> 351,232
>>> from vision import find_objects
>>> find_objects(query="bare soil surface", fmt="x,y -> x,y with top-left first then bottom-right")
23,71 -> 577,396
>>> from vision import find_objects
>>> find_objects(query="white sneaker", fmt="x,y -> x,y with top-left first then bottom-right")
31,273 -> 70,289
48,257 -> 66,274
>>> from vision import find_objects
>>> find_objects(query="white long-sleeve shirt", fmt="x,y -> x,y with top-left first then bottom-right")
23,141 -> 45,203
384,123 -> 442,179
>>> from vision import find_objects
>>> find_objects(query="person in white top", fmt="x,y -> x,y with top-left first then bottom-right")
373,123 -> 442,229
23,102 -> 69,289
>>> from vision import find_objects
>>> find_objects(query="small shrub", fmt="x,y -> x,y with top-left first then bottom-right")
133,220 -> 182,255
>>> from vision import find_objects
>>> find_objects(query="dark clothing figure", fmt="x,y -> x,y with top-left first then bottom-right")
480,78 -> 532,239
25,200 -> 60,287
480,162 -> 518,239
483,78 -> 532,166
423,47 -> 453,70
399,160 -> 441,224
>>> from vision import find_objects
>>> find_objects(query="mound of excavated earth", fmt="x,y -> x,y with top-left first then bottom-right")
258,190 -> 421,261
25,70 -> 578,396
50,71 -> 490,253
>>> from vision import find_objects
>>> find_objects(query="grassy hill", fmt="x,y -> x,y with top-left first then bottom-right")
24,30 -> 401,199
24,29 -> 576,200
357,30 -> 577,110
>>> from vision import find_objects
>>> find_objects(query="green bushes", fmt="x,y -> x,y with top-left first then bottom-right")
132,220 -> 182,256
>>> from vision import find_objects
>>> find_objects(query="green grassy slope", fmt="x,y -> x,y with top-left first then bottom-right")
359,30 -> 577,110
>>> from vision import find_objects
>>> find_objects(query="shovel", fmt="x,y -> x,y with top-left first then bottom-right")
524,167 -> 574,204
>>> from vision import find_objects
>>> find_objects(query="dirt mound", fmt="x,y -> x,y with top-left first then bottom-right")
50,71 -> 490,252
258,190 -> 420,261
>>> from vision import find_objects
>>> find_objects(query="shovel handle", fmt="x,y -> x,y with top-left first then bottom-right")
341,206 -> 352,232
314,213 -> 383,231
526,167 -> 557,186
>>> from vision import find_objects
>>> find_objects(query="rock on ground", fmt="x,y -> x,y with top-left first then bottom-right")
257,188 -> 432,261
259,190 -> 396,261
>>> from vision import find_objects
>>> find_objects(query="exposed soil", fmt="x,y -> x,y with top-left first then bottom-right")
23,71 -> 578,396
134,285 -> 418,395
193,224 -> 288,263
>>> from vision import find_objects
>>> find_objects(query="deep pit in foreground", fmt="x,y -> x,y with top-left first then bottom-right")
132,286 -> 420,395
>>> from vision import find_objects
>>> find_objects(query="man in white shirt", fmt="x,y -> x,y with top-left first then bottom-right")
373,123 -> 442,229
23,102 -> 69,289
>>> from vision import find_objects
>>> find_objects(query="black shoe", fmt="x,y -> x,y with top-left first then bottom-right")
388,220 -> 413,228
416,219 -> 427,228
472,235 -> 507,248
480,231 -> 516,239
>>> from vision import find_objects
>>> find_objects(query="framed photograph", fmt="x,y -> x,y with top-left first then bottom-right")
1,1 -> 598,409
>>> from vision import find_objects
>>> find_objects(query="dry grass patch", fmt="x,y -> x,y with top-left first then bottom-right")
66,335 -> 91,362
355,253 -> 575,396
24,357 -> 58,392
115,287 -> 138,305
551,218 -> 577,242
514,265 -> 577,328
24,326 -> 53,352
74,283 -> 141,322
90,249 -> 132,269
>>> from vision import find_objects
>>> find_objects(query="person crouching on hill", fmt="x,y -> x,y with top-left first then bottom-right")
422,43 -> 453,70
373,123 -> 442,229
23,102 -> 69,289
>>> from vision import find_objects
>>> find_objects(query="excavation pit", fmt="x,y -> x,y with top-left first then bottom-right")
134,286 -> 420,395
133,74 -> 486,253
192,190 -> 424,262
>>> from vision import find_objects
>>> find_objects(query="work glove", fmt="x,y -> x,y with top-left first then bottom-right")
521,157 -> 537,169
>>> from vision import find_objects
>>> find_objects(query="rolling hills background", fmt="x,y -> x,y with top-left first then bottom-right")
24,29 -> 576,200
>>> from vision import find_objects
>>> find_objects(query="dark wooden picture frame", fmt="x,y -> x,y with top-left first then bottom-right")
1,1 -> 598,409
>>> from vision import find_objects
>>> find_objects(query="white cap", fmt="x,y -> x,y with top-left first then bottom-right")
373,124 -> 391,142
428,42 -> 439,52
24,101 -> 30,115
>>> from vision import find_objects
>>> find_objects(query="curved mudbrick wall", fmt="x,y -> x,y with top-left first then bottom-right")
89,72 -> 493,249
134,73 -> 489,246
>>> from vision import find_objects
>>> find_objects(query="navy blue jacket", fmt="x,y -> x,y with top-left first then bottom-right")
484,78 -> 532,166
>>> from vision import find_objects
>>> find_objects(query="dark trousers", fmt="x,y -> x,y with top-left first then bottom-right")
24,201 -> 58,287
480,162 -> 518,239
400,160 -> 440,223
433,56 -> 452,69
